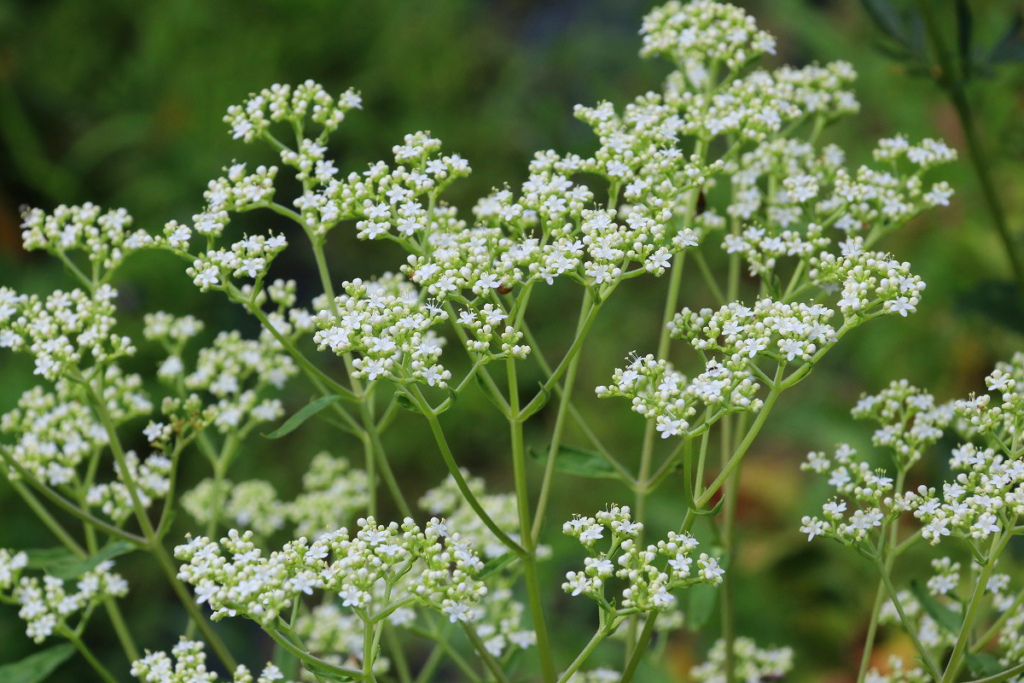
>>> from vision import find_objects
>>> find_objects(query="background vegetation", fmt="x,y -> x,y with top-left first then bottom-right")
1,0 -> 1022,679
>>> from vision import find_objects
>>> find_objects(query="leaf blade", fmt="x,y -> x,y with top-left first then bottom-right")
264,395 -> 344,439
0,643 -> 75,683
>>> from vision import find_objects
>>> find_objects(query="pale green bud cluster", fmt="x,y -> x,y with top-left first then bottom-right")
690,637 -> 793,683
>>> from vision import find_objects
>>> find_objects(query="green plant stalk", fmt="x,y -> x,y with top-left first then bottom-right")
63,629 -> 119,683
531,290 -> 593,542
267,627 -> 365,680
411,386 -> 524,556
556,626 -> 612,683
383,623 -> 412,683
874,557 -> 941,680
507,358 -> 557,683
87,381 -> 239,671
943,533 -> 1006,682
620,611 -> 659,683
857,468 -> 907,683
965,661 -> 1024,683
972,584 -> 1024,654
913,0 -> 1024,294
463,622 -> 513,683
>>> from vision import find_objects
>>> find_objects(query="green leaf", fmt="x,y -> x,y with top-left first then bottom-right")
264,395 -> 344,439
860,0 -> 909,47
990,13 -> 1024,64
27,542 -> 134,580
23,548 -> 77,570
966,652 -> 1004,677
527,444 -> 621,480
686,582 -> 718,631
909,580 -> 962,634
394,392 -> 421,413
0,643 -> 75,683
478,552 -> 518,579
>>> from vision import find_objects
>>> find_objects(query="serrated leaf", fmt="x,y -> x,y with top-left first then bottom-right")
478,552 -> 518,579
861,0 -> 909,47
527,444 -> 621,480
0,643 -> 75,683
909,580 -> 962,634
966,652 -> 1004,677
264,395 -> 344,439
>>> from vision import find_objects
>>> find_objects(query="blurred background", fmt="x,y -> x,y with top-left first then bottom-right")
1,0 -> 1023,680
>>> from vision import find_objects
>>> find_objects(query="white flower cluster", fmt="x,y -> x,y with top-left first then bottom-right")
0,550 -> 128,643
182,453 -> 369,540
864,656 -> 931,683
20,203 -> 153,278
0,285 -> 135,380
313,276 -> 451,387
850,379 -> 953,468
295,131 -> 471,239
639,1 -> 776,71
186,232 -> 289,293
86,450 -> 172,523
175,516 -> 487,628
690,637 -> 794,683
131,639 -> 289,683
419,471 -> 540,561
595,353 -> 759,439
224,80 -> 362,144
562,505 -> 723,612
673,298 -> 837,365
1,370 -> 151,486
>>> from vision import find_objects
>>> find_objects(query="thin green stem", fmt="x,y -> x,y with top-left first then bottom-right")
557,627 -> 611,683
972,584 -> 1024,654
267,627 -> 365,680
943,534 -> 1005,682
875,557 -> 941,680
63,630 -> 118,683
410,386 -> 524,556
620,612 -> 658,683
531,291 -> 592,542
462,622 -> 512,683
507,358 -> 557,683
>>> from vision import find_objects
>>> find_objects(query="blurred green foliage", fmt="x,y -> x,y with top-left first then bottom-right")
1,0 -> 1023,680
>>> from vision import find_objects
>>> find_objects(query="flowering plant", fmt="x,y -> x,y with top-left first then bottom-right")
0,1 -> 974,681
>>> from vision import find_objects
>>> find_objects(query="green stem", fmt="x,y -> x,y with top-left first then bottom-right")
972,584 -> 1024,654
620,612 -> 658,683
63,630 -> 118,683
556,627 -> 610,683
531,291 -> 592,542
874,557 -> 941,680
507,358 -> 557,683
965,661 -> 1024,683
87,381 -> 238,671
267,627 -> 365,679
943,534 -> 1005,682
463,622 -> 512,683
411,387 -> 525,556
914,0 -> 1024,294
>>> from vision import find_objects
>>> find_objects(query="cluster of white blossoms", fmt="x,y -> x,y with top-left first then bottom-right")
595,353 -> 760,439
20,203 -> 154,278
0,285 -> 134,380
562,505 -> 723,612
175,516 -> 488,628
131,639 -> 289,683
86,450 -> 173,524
1,369 -> 151,486
673,299 -> 837,366
690,637 -> 794,683
799,380 -> 953,545
185,232 -> 289,294
182,452 -> 369,540
225,80 -> 363,145
419,471 -> 523,560
313,277 -> 451,387
0,549 -> 128,644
